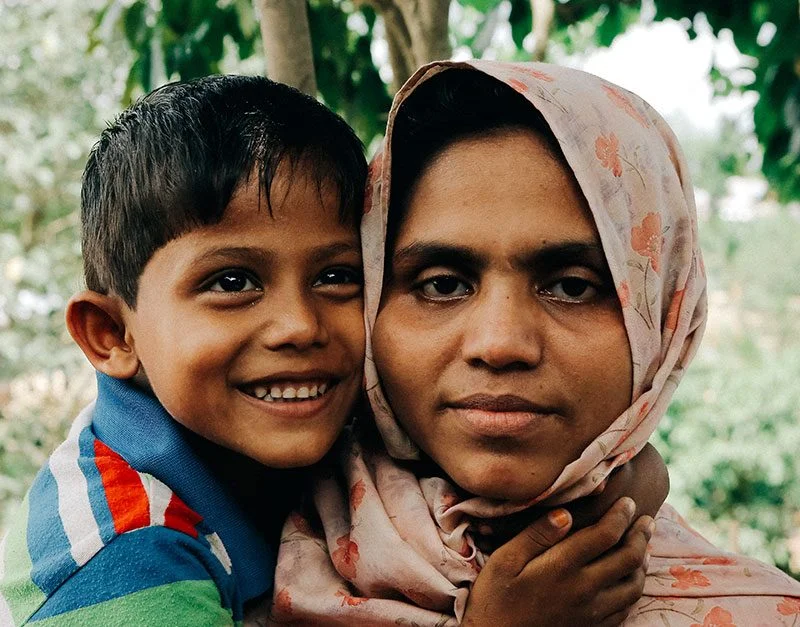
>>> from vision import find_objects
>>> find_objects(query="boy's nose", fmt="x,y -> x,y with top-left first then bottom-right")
461,286 -> 543,371
260,291 -> 329,351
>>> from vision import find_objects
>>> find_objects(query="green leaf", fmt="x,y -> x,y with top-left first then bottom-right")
456,0 -> 503,12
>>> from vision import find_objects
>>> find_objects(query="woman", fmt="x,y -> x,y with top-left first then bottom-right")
270,61 -> 800,625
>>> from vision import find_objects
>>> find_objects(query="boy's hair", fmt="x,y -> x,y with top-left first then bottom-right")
82,74 -> 367,307
388,69 -> 562,253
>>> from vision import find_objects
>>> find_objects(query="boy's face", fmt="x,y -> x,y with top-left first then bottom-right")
122,167 -> 364,468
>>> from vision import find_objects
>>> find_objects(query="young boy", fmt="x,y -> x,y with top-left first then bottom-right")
0,75 -> 367,625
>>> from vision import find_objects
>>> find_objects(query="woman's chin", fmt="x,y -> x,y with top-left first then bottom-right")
450,467 -> 550,502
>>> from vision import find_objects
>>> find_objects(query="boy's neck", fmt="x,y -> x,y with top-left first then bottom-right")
186,430 -> 308,537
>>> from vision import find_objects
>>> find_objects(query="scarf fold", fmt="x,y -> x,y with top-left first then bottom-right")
263,61 -> 800,626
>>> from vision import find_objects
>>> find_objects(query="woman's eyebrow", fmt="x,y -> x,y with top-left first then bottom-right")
391,242 -> 486,272
514,242 -> 608,272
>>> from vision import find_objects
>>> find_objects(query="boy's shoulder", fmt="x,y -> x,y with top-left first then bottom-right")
0,378 -> 275,626
0,403 -> 238,625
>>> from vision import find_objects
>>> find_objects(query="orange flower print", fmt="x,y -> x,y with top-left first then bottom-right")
602,84 -> 650,128
777,596 -> 800,615
335,590 -> 368,607
518,67 -> 555,82
402,586 -> 437,608
670,565 -> 711,590
350,479 -> 367,512
617,281 -> 630,307
702,556 -> 736,566
274,588 -> 292,616
665,288 -> 685,331
631,212 -> 663,274
332,534 -> 360,580
595,133 -> 623,177
362,152 -> 382,214
507,78 -> 528,94
690,606 -> 735,627
289,512 -> 315,537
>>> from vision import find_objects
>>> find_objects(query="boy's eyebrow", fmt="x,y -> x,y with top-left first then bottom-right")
198,242 -> 360,267
309,241 -> 361,264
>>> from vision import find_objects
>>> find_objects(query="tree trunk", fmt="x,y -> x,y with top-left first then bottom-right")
365,0 -> 452,93
256,0 -> 317,96
530,0 -> 555,61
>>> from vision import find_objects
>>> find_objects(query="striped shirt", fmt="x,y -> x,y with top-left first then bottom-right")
0,374 -> 276,625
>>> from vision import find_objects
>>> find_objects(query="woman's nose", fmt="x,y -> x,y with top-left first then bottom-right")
260,289 -> 329,351
461,285 -> 543,371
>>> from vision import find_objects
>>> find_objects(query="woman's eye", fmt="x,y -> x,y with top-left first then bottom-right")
419,275 -> 472,299
313,267 -> 363,287
544,277 -> 598,301
207,270 -> 259,293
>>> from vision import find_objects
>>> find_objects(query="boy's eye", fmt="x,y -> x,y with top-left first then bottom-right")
312,267 -> 363,288
207,270 -> 260,293
419,275 -> 472,300
542,277 -> 599,302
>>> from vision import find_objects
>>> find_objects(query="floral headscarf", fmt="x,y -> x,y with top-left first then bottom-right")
262,61 -> 800,626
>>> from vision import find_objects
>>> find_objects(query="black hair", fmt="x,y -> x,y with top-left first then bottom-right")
81,74 -> 367,307
388,69 -> 563,252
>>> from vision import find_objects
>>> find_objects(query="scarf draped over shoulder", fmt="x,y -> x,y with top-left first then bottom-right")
261,61 -> 800,626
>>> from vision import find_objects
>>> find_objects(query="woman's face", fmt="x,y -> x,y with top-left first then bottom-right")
372,129 -> 633,501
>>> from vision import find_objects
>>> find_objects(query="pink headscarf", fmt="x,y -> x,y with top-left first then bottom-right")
264,61 -> 800,626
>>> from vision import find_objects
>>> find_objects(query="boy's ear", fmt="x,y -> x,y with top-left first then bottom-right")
66,291 -> 140,379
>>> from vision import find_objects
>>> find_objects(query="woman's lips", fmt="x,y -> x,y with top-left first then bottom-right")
447,394 -> 559,437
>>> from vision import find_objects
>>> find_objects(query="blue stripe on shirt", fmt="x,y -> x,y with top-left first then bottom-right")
76,425 -> 116,545
27,466 -> 77,596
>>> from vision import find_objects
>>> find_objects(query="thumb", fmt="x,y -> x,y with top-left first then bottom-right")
488,509 -> 573,576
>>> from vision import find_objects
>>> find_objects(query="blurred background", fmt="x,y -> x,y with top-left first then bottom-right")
1,0 -> 799,579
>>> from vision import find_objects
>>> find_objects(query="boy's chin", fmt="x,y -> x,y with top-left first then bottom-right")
249,434 -> 338,470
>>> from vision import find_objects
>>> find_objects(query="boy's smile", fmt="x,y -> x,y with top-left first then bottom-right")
121,168 -> 365,468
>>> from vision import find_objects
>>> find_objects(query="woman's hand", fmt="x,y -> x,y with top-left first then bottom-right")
463,497 -> 652,627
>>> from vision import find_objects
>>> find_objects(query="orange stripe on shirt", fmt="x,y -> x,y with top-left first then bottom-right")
94,439 -> 150,534
164,492 -> 203,538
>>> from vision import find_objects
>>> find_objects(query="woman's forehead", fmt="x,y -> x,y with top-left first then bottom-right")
395,129 -> 600,252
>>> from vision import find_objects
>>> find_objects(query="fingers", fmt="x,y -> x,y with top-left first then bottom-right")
594,566 -> 647,625
487,508 -> 573,575
587,514 -> 653,581
557,497 -> 637,566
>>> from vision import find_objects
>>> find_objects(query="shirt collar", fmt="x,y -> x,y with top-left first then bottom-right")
92,372 -> 275,600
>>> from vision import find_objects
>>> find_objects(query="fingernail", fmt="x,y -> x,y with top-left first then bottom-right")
643,550 -> 651,571
648,519 -> 656,536
621,497 -> 636,517
548,508 -> 570,528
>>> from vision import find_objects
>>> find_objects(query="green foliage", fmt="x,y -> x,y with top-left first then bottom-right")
90,0 -> 799,201
652,2 -> 800,202
652,214 -> 800,575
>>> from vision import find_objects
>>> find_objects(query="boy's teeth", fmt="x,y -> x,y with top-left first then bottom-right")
250,382 -> 333,402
